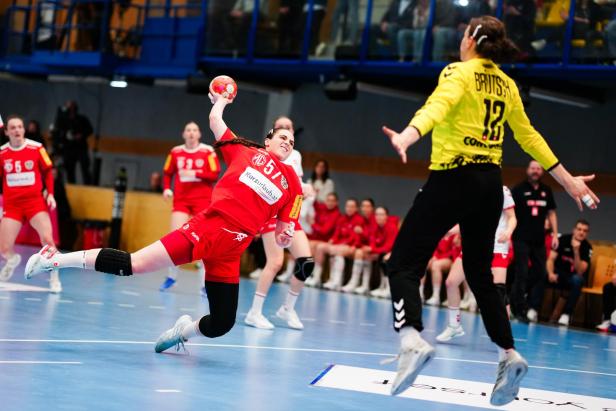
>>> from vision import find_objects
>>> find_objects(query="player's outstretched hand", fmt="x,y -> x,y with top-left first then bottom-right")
564,174 -> 600,211
382,125 -> 421,164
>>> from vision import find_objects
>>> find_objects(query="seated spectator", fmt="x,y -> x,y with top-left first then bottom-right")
307,159 -> 335,203
344,206 -> 398,296
503,0 -> 536,55
149,172 -> 163,193
532,0 -> 604,53
329,0 -> 360,46
375,0 -> 415,59
423,225 -> 460,305
528,219 -> 592,327
597,264 -> 616,331
432,0 -> 458,61
398,0 -> 430,61
207,0 -> 237,52
278,0 -> 304,55
302,0 -> 328,55
308,192 -> 341,247
595,0 -> 616,63
25,120 -> 45,145
342,198 -> 376,293
228,0 -> 266,53
306,198 -> 363,289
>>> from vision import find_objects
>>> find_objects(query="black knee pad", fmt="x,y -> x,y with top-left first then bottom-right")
495,283 -> 509,307
94,248 -> 133,276
293,256 -> 314,282
198,313 -> 235,338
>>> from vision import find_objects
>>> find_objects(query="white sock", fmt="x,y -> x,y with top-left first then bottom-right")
312,264 -> 323,280
251,292 -> 267,314
351,259 -> 363,278
399,326 -> 421,347
167,266 -> 178,280
361,262 -> 372,287
284,290 -> 299,310
181,320 -> 202,341
498,347 -> 514,362
448,307 -> 461,327
50,269 -> 60,283
331,256 -> 345,278
432,284 -> 441,300
53,250 -> 98,270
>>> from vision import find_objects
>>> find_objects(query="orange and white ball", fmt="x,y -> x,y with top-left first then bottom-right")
209,75 -> 238,100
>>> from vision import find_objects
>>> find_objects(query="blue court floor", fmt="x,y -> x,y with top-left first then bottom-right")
0,246 -> 615,411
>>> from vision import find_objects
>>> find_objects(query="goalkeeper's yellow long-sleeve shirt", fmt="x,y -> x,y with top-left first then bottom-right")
409,58 -> 559,171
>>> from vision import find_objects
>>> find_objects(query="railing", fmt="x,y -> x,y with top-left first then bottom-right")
2,0 -> 616,70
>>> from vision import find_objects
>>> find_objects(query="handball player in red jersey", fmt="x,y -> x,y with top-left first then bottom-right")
0,115 -> 61,292
25,92 -> 303,353
159,121 -> 221,293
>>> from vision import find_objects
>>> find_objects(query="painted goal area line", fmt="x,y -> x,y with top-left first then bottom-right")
310,364 -> 616,411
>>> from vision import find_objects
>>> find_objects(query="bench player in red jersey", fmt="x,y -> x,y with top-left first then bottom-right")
0,115 -> 61,292
159,121 -> 221,293
25,93 -> 304,353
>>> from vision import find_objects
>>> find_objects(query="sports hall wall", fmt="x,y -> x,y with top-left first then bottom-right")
1,77 -> 615,242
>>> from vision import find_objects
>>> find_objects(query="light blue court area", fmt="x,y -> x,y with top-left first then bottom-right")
1,246 -> 615,411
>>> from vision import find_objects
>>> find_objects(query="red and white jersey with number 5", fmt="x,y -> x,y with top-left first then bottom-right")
207,128 -> 303,235
0,139 -> 54,203
163,143 -> 221,202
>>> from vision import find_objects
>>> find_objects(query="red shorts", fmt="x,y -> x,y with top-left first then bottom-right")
2,197 -> 48,223
259,217 -> 302,235
172,197 -> 211,216
432,251 -> 452,261
492,249 -> 514,269
452,250 -> 514,269
160,211 -> 253,284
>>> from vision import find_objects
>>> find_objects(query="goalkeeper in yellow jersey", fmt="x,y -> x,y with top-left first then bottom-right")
381,15 -> 599,405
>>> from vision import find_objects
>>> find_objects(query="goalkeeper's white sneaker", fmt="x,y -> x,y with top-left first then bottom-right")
25,245 -> 57,280
436,325 -> 465,342
389,334 -> 436,395
490,350 -> 528,406
154,315 -> 192,353
0,254 -> 22,282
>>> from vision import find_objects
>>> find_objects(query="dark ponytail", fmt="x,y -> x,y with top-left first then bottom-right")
469,16 -> 519,63
214,137 -> 264,149
214,127 -> 289,150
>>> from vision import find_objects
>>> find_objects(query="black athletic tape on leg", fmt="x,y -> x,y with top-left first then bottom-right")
293,256 -> 315,282
94,248 -> 133,276
495,283 -> 509,307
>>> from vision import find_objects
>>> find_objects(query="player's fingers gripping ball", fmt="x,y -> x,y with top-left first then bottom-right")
209,75 -> 238,101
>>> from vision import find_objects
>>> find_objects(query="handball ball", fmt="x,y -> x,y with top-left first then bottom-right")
209,75 -> 237,100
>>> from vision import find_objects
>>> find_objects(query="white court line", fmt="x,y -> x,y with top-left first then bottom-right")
514,338 -> 527,342
180,308 -> 196,312
0,360 -> 82,365
541,341 -> 558,346
573,345 -> 589,349
329,320 -> 346,324
24,297 -> 41,302
1,338 -> 614,378
118,304 -> 135,308
156,389 -> 181,393
149,305 -> 165,310
0,296 -> 9,300
87,301 -> 104,306
58,299 -> 73,303
360,323 -> 376,327
605,348 -> 616,352
302,318 -> 316,322
121,290 -> 141,296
